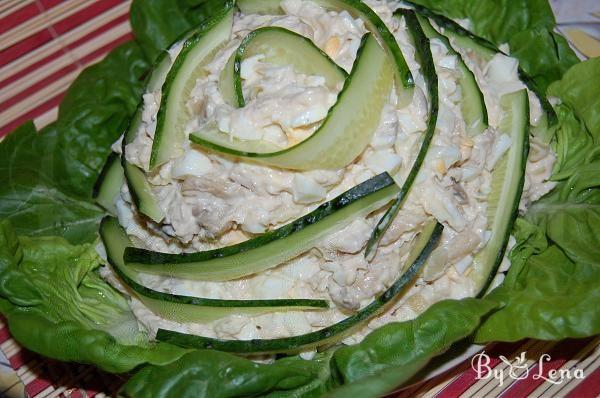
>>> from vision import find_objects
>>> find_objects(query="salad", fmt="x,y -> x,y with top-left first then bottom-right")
0,0 -> 598,396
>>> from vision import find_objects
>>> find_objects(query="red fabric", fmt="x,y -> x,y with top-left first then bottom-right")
25,378 -> 52,397
436,342 -> 523,398
37,0 -> 65,10
0,28 -> 54,68
498,338 -> 594,398
0,91 -> 64,136
0,31 -> 132,137
51,0 -> 125,36
0,12 -> 129,89
0,326 -> 10,343
566,366 -> 600,398
0,2 -> 41,35
0,62 -> 78,110
8,349 -> 38,370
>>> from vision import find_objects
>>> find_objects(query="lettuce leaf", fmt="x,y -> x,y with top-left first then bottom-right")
129,0 -> 225,61
508,27 -> 579,92
327,298 -> 498,397
54,42 -> 149,199
0,122 -> 104,243
0,219 -> 188,373
0,220 -> 136,340
0,0 -> 598,396
547,57 -> 600,141
409,0 -> 579,92
475,220 -> 600,342
475,57 -> 600,342
0,42 -> 149,244
121,350 -> 333,397
408,0 -> 555,42
549,105 -> 596,181
119,299 -> 497,397
545,58 -> 599,181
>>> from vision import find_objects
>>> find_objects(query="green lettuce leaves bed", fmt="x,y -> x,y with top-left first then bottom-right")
0,0 -> 598,396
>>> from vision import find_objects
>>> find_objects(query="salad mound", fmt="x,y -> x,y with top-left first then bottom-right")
104,0 -> 553,352
0,0 -> 598,396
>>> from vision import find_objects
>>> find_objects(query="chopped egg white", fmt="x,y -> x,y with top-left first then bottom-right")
171,150 -> 212,178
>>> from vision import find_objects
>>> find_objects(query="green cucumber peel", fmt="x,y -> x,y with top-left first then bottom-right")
124,172 -> 400,281
403,1 -> 557,130
150,1 -> 235,169
121,2 -> 236,222
416,14 -> 488,136
121,104 -> 164,223
238,0 -> 414,91
154,0 -> 416,172
120,51 -> 175,223
365,9 -> 438,258
92,152 -> 124,215
219,26 -> 347,108
190,32 -> 394,170
155,220 -> 443,354
472,89 -> 529,297
100,217 -> 329,324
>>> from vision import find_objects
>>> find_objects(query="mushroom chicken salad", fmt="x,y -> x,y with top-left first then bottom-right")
93,0 -> 558,356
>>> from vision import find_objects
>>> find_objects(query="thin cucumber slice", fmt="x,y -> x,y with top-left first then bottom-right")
150,2 -> 235,169
93,152 -> 124,215
147,50 -> 176,92
417,15 -> 488,136
100,217 -> 329,323
124,173 -> 400,281
190,33 -> 393,170
471,89 -> 529,296
155,220 -> 443,353
122,160 -> 164,224
124,47 -> 186,149
122,106 -> 164,223
219,26 -> 347,107
121,8 -> 234,222
237,0 -> 414,104
190,121 -> 284,155
404,1 -> 557,130
365,9 -> 438,257
120,50 -> 178,223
